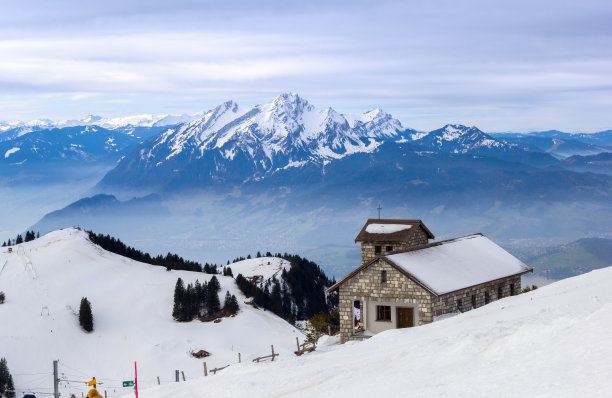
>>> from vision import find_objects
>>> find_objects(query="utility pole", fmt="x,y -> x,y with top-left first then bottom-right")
53,360 -> 59,398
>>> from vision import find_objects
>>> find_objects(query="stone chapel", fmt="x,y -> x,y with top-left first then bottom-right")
326,219 -> 532,343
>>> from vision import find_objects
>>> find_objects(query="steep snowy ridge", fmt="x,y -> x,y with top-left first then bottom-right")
114,93 -> 408,185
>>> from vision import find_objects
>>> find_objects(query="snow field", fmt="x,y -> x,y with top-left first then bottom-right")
121,264 -> 612,398
0,228 -> 304,398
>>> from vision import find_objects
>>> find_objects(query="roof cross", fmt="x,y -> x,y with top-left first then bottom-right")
377,203 -> 382,219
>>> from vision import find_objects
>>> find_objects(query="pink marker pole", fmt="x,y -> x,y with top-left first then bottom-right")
134,361 -> 139,398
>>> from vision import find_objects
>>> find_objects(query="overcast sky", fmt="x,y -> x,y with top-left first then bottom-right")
0,0 -> 610,132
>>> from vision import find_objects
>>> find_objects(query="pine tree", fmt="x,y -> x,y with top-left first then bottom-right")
206,276 -> 221,315
36,231 -> 40,239
0,357 -> 16,398
223,291 -> 239,315
79,297 -> 94,332
15,235 -> 23,245
172,278 -> 185,320
0,291 -> 5,304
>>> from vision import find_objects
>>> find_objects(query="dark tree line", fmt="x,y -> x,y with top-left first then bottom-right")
87,230 -> 219,273
0,357 -> 15,398
172,276 -> 238,322
234,253 -> 338,323
2,230 -> 39,246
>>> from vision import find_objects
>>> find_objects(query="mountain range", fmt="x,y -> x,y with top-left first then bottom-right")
2,93 -> 611,274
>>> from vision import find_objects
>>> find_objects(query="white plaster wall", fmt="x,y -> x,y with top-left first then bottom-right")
366,300 -> 418,334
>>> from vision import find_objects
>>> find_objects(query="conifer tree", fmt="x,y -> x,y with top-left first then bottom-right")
0,357 -> 15,398
206,276 -> 221,314
0,291 -> 5,304
79,297 -> 94,332
15,235 -> 23,244
223,291 -> 239,315
172,278 -> 185,320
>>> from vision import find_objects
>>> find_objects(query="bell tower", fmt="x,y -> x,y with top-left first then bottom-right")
354,219 -> 435,265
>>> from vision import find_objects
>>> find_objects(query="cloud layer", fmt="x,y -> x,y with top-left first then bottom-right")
1,0 -> 611,131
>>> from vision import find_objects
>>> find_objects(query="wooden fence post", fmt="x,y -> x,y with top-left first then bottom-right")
181,371 -> 186,381
271,345 -> 275,361
203,362 -> 208,376
296,337 -> 300,351
157,376 -> 160,385
175,370 -> 179,382
238,352 -> 241,363
328,325 -> 331,335
104,391 -> 107,398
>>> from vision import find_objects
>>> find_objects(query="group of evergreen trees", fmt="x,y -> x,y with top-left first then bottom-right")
2,230 -> 39,247
222,266 -> 233,277
234,253 -> 338,323
172,276 -> 239,322
0,357 -> 15,398
87,231 -> 220,273
79,297 -> 94,332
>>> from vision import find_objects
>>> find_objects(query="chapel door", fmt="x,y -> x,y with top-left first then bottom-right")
397,307 -> 414,328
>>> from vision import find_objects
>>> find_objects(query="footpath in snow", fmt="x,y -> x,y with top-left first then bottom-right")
124,265 -> 612,398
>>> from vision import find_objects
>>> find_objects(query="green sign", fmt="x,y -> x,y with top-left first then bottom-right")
122,381 -> 134,387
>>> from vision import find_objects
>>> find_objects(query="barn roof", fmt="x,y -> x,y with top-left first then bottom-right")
354,219 -> 435,243
327,234 -> 532,296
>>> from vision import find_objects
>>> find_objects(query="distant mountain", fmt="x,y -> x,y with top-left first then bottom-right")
516,237 -> 612,280
495,130 -> 612,158
33,193 -> 169,233
413,124 -> 511,153
0,126 -> 138,165
562,152 -> 612,175
97,93 -> 415,191
0,111 -> 205,140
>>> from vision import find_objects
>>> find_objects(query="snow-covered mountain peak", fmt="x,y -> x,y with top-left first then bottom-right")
116,93 -> 411,184
413,124 -> 509,153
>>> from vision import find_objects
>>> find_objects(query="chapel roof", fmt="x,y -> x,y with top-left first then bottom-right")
354,219 -> 435,243
328,234 -> 532,296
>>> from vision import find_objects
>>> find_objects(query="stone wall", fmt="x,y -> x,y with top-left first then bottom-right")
360,226 -> 430,265
431,275 -> 522,316
338,259 -> 435,343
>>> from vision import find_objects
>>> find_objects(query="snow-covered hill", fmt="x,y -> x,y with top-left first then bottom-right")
229,257 -> 291,283
0,229 -> 303,398
123,265 -> 612,397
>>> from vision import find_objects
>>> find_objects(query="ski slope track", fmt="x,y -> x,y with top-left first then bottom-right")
125,265 -> 612,397
0,229 -> 304,398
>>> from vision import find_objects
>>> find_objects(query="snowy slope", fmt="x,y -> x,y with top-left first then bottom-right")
229,257 -> 291,282
0,229 -> 303,398
125,265 -> 612,398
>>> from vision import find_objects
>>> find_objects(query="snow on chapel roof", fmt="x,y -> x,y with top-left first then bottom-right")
327,233 -> 532,295
355,219 -> 435,243
385,234 -> 532,295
